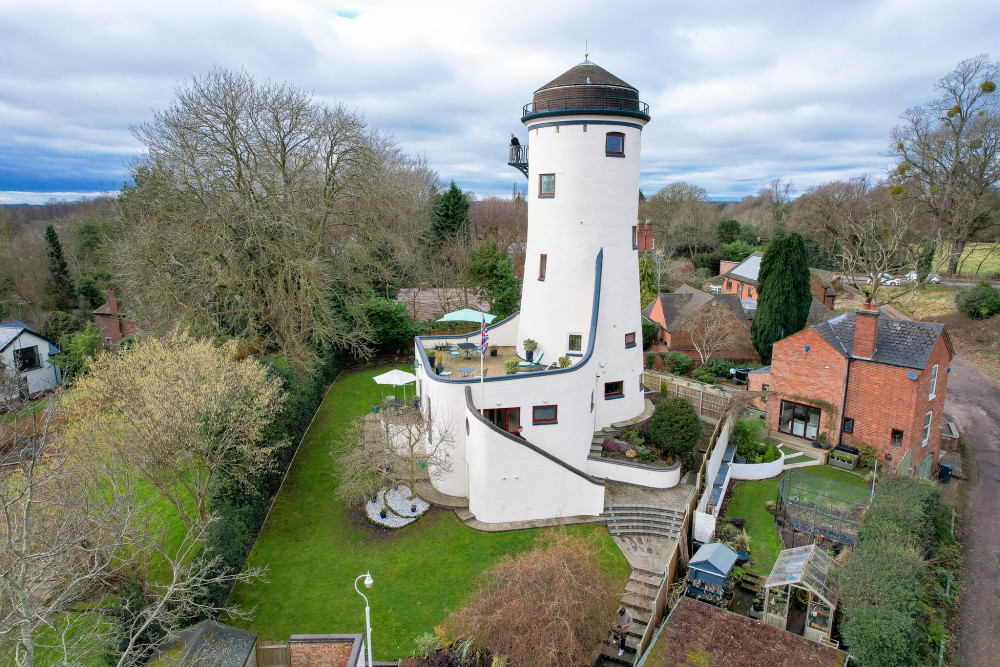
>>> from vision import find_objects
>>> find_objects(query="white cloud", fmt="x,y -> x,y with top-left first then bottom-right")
1,0 -> 998,202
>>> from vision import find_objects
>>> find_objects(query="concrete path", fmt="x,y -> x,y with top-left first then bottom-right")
946,356 -> 1000,667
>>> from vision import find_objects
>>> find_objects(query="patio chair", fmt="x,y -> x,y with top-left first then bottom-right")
544,361 -> 556,370
449,349 -> 460,356
519,351 -> 543,367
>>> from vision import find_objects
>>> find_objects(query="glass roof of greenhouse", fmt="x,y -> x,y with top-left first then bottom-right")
764,544 -> 839,608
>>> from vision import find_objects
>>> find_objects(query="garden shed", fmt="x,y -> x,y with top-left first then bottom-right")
688,542 -> 738,604
763,544 -> 839,645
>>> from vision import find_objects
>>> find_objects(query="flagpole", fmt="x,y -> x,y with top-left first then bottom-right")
480,315 -> 486,414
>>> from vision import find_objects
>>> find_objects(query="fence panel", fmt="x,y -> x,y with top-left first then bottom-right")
257,643 -> 291,667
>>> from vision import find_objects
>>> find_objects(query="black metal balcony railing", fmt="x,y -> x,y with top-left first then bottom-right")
508,145 -> 528,178
522,96 -> 650,117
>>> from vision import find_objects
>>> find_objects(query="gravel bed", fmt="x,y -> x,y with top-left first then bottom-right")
365,485 -> 429,528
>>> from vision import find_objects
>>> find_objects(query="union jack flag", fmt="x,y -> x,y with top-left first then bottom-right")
480,315 -> 489,358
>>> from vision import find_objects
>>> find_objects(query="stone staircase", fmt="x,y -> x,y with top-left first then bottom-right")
595,569 -> 661,666
601,505 -> 686,541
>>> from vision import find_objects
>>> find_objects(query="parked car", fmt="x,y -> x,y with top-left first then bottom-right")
927,274 -> 942,283
904,271 -> 942,283
867,273 -> 901,286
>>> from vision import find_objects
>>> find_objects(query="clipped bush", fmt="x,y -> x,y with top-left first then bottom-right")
558,355 -> 571,368
650,396 -> 702,461
664,351 -> 694,375
503,357 -> 521,374
956,280 -> 1000,320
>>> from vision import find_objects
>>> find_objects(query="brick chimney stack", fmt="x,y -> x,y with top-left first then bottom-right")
106,289 -> 117,314
853,302 -> 879,359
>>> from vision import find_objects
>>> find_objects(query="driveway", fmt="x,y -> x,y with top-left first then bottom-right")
945,356 -> 1000,666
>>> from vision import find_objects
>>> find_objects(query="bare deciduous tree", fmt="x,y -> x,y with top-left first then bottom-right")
445,532 -> 619,667
678,299 -> 748,364
838,202 -> 920,306
333,407 -> 453,507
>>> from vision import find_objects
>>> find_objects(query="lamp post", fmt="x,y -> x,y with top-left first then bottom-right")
354,572 -> 374,667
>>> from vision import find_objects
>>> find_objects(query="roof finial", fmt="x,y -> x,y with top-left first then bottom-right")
584,40 -> 589,63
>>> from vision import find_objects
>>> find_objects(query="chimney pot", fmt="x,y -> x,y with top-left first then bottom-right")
853,306 -> 879,359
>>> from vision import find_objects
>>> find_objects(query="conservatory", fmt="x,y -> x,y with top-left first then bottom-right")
763,545 -> 840,645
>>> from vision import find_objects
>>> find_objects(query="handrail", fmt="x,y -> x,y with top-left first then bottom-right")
508,144 -> 527,165
522,97 -> 650,117
464,386 -> 604,486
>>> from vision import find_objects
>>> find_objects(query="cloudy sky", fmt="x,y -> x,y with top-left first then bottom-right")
2,0 -> 998,204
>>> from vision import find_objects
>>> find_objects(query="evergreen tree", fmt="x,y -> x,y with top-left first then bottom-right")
751,232 -> 812,363
716,218 -> 742,244
638,255 -> 656,307
468,240 -> 521,319
44,225 -> 76,311
429,181 -> 469,246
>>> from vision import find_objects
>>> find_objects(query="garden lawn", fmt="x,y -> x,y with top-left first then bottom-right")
722,465 -> 869,576
226,365 -> 629,657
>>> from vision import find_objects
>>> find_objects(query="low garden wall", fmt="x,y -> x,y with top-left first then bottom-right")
586,456 -> 681,489
729,452 -> 785,481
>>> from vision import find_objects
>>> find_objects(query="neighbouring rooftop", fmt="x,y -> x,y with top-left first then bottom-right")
811,311 -> 949,369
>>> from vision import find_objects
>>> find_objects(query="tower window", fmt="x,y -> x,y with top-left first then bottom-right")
625,332 -> 636,348
539,174 -> 555,198
606,132 -> 625,156
539,254 -> 547,280
532,405 -> 558,424
632,225 -> 638,249
567,333 -> 583,354
605,381 -> 624,399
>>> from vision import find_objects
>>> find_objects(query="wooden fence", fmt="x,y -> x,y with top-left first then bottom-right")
257,642 -> 291,667
643,370 -> 728,421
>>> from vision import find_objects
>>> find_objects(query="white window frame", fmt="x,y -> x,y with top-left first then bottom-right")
922,410 -> 932,446
567,332 -> 584,356
929,364 -> 938,400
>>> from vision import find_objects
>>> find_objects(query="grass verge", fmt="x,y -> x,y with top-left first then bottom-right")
226,365 -> 629,657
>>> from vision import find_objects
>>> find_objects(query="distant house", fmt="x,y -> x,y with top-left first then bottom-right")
742,296 -> 838,326
632,220 -> 656,254
720,252 -> 841,309
0,320 -> 62,400
93,290 -> 138,345
748,304 -> 953,478
148,620 -> 257,667
642,285 -> 757,362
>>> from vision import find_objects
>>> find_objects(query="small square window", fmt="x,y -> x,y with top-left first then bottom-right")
891,429 -> 903,447
843,418 -> 855,434
533,405 -> 557,424
539,173 -> 555,198
605,132 -> 625,156
13,346 -> 40,372
539,254 -> 547,280
605,381 -> 624,399
625,332 -> 636,348
567,333 -> 583,353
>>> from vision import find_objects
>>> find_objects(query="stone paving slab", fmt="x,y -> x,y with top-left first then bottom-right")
454,510 -> 603,532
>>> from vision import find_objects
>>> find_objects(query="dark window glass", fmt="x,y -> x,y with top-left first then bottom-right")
13,346 -> 40,372
539,254 -> 547,279
778,400 -> 821,439
532,405 -> 557,424
605,381 -> 624,398
625,332 -> 636,348
843,418 -> 855,434
568,334 -> 583,352
605,132 -> 625,156
891,429 -> 904,447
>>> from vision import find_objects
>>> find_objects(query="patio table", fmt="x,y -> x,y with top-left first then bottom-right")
457,342 -> 478,359
457,366 -> 475,378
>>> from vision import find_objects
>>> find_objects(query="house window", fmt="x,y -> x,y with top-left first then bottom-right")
591,391 -> 595,412
632,225 -> 638,249
539,173 -> 555,198
929,364 -> 938,399
539,254 -> 547,280
484,407 -> 520,434
726,279 -> 733,290
605,381 -> 624,399
891,429 -> 904,447
13,346 -> 41,372
922,411 -> 932,446
625,332 -> 636,348
605,132 -> 625,156
843,418 -> 855,434
532,405 -> 558,424
761,384 -> 769,402
779,400 -> 822,440
567,333 -> 583,355
737,284 -> 743,298
748,287 -> 754,298
651,238 -> 655,250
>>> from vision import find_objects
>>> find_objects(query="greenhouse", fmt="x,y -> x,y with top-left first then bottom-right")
763,544 -> 840,645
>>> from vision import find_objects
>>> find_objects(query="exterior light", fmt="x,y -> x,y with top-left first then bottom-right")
364,573 -> 373,589
354,572 -> 375,667
804,345 -> 810,352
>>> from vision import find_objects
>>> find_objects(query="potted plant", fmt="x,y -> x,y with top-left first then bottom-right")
410,501 -> 418,513
559,355 -> 571,368
379,505 -> 388,519
813,431 -> 830,449
522,338 -> 538,362
503,357 -> 521,375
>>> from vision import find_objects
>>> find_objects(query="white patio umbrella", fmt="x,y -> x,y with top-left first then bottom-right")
373,369 -> 418,404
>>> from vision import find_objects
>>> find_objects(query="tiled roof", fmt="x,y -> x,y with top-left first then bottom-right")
536,62 -> 636,93
150,620 -> 257,667
653,286 -> 747,332
811,311 -> 946,369
0,321 -> 60,355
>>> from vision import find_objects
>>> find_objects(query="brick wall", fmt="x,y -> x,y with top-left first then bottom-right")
721,277 -> 757,302
288,635 -> 362,667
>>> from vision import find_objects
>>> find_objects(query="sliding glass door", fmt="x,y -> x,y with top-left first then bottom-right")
779,400 -> 821,440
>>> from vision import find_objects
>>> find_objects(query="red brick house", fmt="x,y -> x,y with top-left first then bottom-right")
632,220 -> 656,254
93,290 -> 138,345
642,285 -> 758,362
748,304 -> 953,478
720,252 -> 840,309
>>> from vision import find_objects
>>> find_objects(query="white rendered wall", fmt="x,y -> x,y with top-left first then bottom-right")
465,399 -> 605,523
518,115 -> 646,428
729,454 -> 786,481
585,457 -> 680,489
1,331 -> 61,400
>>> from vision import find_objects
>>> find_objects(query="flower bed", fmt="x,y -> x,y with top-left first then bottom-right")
601,440 -> 675,468
365,485 -> 430,528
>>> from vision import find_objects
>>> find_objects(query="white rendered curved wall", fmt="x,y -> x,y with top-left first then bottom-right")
518,114 -> 646,427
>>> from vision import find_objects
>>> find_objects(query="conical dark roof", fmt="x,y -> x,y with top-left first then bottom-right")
535,61 -> 637,93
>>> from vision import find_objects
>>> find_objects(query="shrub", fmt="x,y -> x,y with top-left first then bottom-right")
641,316 -> 660,348
692,369 -> 715,384
412,632 -> 439,659
692,251 -> 722,275
698,358 -> 733,378
445,533 -> 619,667
503,358 -> 520,374
664,351 -> 694,375
956,280 -> 1000,320
558,355 -> 571,368
856,442 -> 877,469
362,294 -> 424,354
650,396 -> 702,461
646,353 -> 657,368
